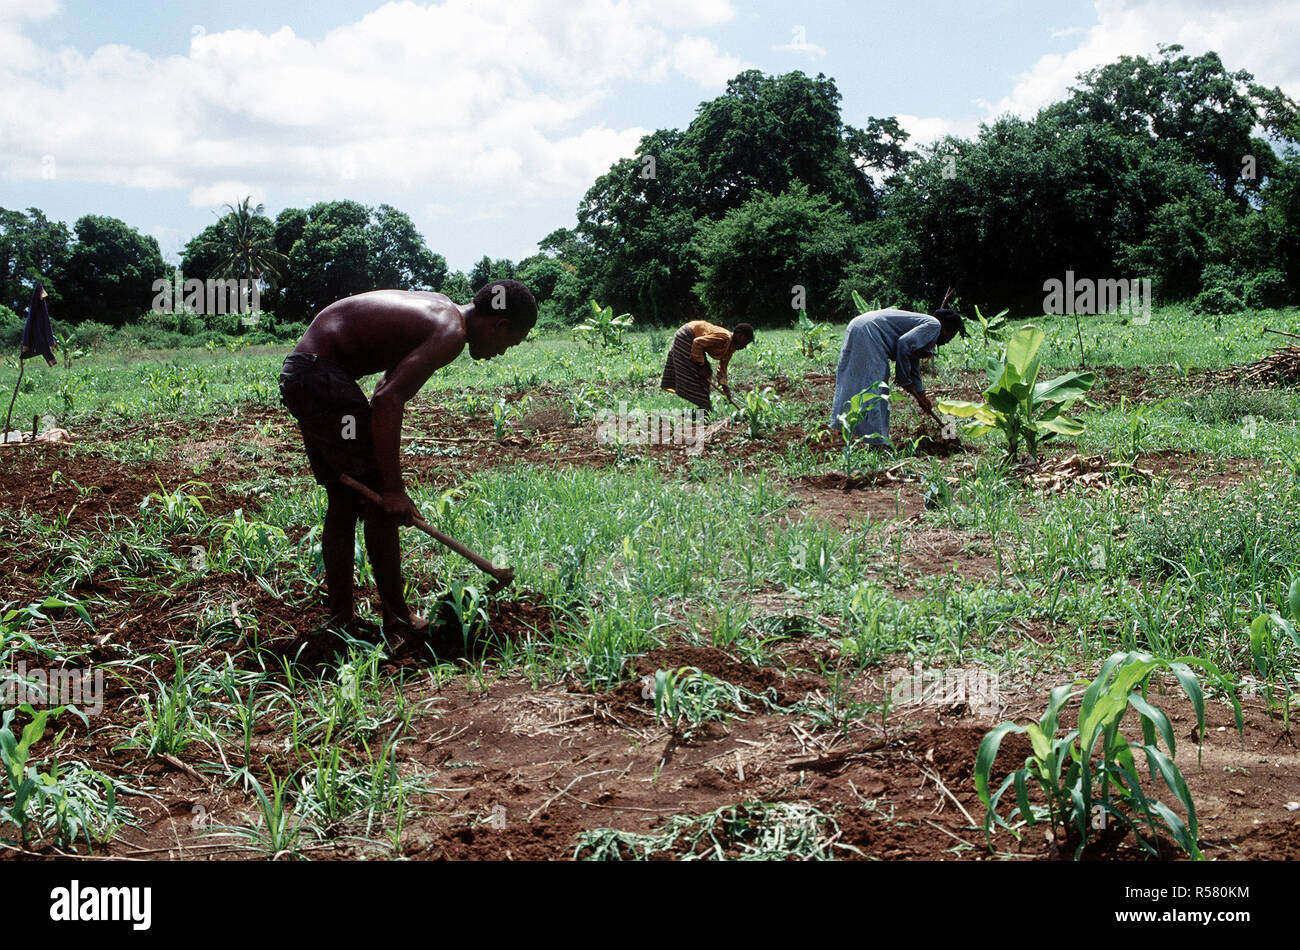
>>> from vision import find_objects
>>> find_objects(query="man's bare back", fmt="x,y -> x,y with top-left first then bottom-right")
293,290 -> 465,380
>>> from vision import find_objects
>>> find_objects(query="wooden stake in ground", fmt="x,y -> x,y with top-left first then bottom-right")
2,356 -> 24,442
5,283 -> 58,443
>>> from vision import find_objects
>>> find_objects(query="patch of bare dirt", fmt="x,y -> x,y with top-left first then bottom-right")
0,444 -> 256,527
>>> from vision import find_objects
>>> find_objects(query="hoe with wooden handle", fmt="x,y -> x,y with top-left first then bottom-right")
713,380 -> 742,411
338,473 -> 516,595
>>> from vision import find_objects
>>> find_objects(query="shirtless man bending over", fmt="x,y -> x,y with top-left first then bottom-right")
279,280 -> 537,637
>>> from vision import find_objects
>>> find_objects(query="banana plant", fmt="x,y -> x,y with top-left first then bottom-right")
937,325 -> 1096,461
795,312 -> 828,359
973,305 -> 1008,346
574,300 -> 633,349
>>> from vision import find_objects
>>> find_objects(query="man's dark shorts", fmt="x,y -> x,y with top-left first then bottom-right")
279,353 -> 382,489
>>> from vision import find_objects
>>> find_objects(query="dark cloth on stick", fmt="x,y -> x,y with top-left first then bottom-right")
660,325 -> 712,412
21,283 -> 57,366
279,353 -> 382,489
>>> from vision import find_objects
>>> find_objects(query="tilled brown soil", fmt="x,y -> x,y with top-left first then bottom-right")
87,657 -> 1300,861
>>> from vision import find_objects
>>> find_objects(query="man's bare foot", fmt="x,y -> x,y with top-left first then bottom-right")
383,613 -> 430,639
319,615 -> 382,642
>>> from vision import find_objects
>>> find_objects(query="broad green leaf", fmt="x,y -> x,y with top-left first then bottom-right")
986,388 -> 1021,415
1004,326 -> 1045,376
935,399 -> 988,418
1026,723 -> 1052,762
1128,694 -> 1176,757
851,290 -> 870,314
973,722 -> 1025,806
1037,414 -> 1086,436
1033,370 -> 1097,404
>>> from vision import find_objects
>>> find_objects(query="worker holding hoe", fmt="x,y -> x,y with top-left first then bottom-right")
660,319 -> 755,412
279,281 -> 537,638
829,302 -> 966,446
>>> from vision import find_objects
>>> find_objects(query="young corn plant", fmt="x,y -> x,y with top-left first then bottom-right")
834,388 -> 887,470
119,649 -> 201,758
215,509 -> 291,576
0,703 -> 123,850
491,398 -> 526,441
217,771 -> 304,858
442,580 -> 490,654
938,326 -> 1096,462
1246,576 -> 1300,732
753,345 -> 786,383
652,667 -> 748,739
739,387 -> 777,439
974,651 -> 1241,860
139,481 -> 211,533
1,704 -> 76,846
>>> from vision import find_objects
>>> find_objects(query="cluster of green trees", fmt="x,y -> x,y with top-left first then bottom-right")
0,196 -> 572,340
3,44 -> 1297,338
557,45 -> 1299,323
0,210 -> 167,327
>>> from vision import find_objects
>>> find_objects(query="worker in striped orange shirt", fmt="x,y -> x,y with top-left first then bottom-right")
660,320 -> 755,412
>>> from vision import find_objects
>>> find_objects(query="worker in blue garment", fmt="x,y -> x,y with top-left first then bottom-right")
829,305 -> 967,445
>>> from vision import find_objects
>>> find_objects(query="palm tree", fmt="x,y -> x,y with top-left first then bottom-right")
203,197 -> 289,310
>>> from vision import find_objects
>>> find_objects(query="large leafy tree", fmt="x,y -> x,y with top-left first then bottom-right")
62,215 -> 167,326
368,204 -> 448,291
694,182 -> 863,325
467,255 -> 516,290
274,200 -> 447,320
1046,45 -> 1297,203
681,70 -> 876,222
574,128 -> 703,323
0,207 -> 72,313
280,200 -> 372,320
869,117 -> 1172,311
852,46 -> 1300,312
568,72 -> 895,325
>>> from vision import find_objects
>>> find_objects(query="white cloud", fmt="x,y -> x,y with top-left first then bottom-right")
985,0 -> 1300,119
188,182 -> 269,210
771,24 -> 826,60
0,0 -> 60,21
0,0 -> 58,70
896,114 -> 981,146
0,0 -> 747,205
630,0 -> 737,29
674,36 -> 749,87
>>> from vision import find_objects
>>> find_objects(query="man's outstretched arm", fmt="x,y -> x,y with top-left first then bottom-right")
369,329 -> 463,522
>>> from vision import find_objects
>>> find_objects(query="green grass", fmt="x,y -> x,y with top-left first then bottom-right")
2,303 -> 1298,858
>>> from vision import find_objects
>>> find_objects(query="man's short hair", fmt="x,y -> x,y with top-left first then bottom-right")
932,307 -> 967,338
733,322 -> 755,343
473,279 -> 537,332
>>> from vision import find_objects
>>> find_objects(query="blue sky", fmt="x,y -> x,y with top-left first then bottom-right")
2,0 -> 1296,275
